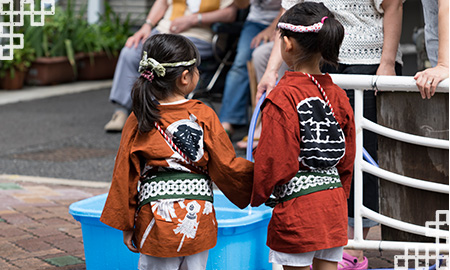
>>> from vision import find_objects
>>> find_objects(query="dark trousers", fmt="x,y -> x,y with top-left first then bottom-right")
321,63 -> 402,219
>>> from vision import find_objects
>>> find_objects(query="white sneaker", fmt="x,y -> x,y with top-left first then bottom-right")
104,110 -> 128,132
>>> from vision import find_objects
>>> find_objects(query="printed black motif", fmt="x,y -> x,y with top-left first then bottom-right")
166,114 -> 205,163
172,125 -> 202,161
297,97 -> 345,169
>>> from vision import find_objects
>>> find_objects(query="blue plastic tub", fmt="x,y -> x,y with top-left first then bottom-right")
69,191 -> 273,270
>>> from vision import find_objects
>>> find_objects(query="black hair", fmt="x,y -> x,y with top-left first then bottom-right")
131,34 -> 200,133
278,2 -> 344,68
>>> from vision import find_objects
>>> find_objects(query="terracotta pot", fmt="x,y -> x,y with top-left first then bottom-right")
25,56 -> 77,86
1,69 -> 27,90
77,51 -> 119,80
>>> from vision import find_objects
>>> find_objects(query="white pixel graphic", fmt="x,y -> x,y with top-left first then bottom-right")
395,210 -> 449,270
0,0 -> 55,60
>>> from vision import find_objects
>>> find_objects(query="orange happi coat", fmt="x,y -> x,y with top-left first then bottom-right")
101,99 -> 253,258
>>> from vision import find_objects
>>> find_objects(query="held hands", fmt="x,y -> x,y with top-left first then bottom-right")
123,230 -> 139,253
125,24 -> 152,48
414,65 -> 449,99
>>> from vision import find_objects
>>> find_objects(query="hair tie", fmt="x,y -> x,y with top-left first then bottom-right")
140,70 -> 154,82
321,16 -> 328,24
138,51 -> 197,77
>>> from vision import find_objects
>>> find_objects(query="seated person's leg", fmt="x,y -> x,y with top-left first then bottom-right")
105,44 -> 143,132
219,21 -> 268,134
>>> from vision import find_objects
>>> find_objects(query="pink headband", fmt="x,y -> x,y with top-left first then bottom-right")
278,16 -> 328,33
140,70 -> 154,82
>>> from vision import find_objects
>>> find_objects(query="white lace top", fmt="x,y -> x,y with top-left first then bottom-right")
282,0 -> 403,65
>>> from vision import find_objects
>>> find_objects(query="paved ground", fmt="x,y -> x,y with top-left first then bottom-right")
0,176 -> 399,270
0,81 -> 406,269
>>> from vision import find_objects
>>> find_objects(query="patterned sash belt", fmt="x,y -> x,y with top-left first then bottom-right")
266,167 -> 342,207
138,171 -> 213,208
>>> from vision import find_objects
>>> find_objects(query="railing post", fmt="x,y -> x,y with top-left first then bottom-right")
353,88 -> 364,243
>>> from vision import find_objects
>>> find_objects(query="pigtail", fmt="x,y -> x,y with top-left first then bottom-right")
318,15 -> 344,68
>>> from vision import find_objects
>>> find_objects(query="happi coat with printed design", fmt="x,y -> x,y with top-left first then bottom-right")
100,99 -> 253,258
251,72 -> 356,253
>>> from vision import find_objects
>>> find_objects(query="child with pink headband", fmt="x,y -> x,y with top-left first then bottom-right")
251,2 -> 356,270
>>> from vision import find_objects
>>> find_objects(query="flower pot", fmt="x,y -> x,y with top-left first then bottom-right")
25,56 -> 77,86
77,51 -> 119,80
0,69 -> 27,90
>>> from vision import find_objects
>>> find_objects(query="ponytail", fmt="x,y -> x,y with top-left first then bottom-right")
131,79 -> 161,133
131,34 -> 200,133
318,15 -> 344,67
278,2 -> 344,68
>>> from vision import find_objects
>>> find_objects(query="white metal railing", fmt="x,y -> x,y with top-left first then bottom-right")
330,74 -> 449,253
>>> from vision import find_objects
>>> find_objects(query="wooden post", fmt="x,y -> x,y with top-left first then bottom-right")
377,92 -> 449,242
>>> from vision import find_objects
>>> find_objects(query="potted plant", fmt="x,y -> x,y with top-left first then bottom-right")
76,3 -> 133,80
23,0 -> 83,85
0,42 -> 36,90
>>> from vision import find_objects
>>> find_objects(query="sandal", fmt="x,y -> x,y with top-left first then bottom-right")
236,136 -> 259,149
338,252 -> 368,270
222,123 -> 234,138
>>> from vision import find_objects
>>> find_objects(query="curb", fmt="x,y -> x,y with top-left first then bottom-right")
0,79 -> 112,106
0,174 -> 110,189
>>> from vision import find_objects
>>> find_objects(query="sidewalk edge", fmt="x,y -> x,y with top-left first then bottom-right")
0,174 -> 110,189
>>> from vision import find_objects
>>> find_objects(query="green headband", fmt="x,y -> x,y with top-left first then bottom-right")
138,51 -> 197,77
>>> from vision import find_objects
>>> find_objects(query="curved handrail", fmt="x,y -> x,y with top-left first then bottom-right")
363,118 -> 449,149
361,160 -> 449,194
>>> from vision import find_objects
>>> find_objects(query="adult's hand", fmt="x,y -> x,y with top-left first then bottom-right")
123,230 -> 138,253
125,24 -> 152,48
414,65 -> 449,99
256,70 -> 277,102
375,62 -> 396,76
250,27 -> 276,49
169,15 -> 196,34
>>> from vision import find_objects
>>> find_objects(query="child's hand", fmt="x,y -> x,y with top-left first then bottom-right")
123,230 -> 139,253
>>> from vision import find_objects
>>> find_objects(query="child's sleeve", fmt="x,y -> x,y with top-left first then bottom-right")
100,116 -> 141,231
336,111 -> 356,198
202,114 -> 253,210
251,100 -> 300,207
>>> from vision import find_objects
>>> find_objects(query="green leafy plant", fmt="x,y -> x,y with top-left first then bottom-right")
96,2 -> 134,57
22,0 -> 85,69
0,45 -> 36,79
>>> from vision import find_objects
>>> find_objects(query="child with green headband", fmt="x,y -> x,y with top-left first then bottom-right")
100,34 -> 253,270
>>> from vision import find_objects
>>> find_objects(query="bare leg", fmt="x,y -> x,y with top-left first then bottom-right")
312,258 -> 338,270
283,265 -> 310,270
344,226 -> 370,262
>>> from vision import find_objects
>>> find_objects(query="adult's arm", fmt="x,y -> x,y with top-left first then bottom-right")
125,0 -> 169,48
376,0 -> 403,76
414,0 -> 449,99
256,8 -> 286,101
233,0 -> 250,9
250,9 -> 283,49
170,4 -> 238,34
